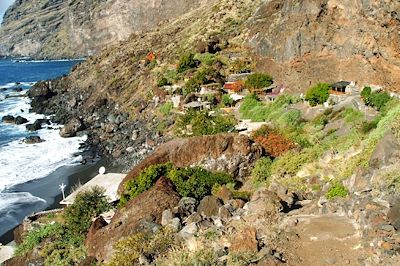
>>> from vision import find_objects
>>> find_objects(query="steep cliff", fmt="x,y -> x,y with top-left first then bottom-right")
247,0 -> 400,91
0,0 -> 209,58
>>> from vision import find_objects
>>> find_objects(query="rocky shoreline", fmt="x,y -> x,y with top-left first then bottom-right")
27,78 -> 166,171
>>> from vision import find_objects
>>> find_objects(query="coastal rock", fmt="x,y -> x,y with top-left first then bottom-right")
85,177 -> 180,262
25,120 -> 43,131
1,115 -> 15,123
15,116 -> 28,125
24,136 -> 45,144
119,134 -> 262,193
60,118 -> 85,138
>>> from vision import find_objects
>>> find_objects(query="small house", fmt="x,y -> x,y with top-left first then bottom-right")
330,81 -> 350,94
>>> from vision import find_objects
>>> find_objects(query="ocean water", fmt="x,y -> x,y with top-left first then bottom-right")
0,59 -> 85,237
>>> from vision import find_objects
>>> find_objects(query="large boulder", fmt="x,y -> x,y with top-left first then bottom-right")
118,134 -> 262,194
24,136 -> 45,144
15,116 -> 28,125
369,131 -> 400,169
25,120 -> 43,131
85,177 -> 180,262
60,118 -> 85,138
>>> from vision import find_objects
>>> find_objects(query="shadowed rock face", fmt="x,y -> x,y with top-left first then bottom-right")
0,0 -> 209,58
247,0 -> 400,92
118,134 -> 263,194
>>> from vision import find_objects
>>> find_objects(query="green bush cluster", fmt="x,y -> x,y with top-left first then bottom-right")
121,164 -> 235,206
244,73 -> 273,91
183,67 -> 215,95
159,102 -> 173,116
221,94 -> 234,107
168,167 -> 234,199
120,163 -> 173,206
175,110 -> 236,137
194,53 -> 217,66
16,187 -> 111,265
177,53 -> 197,73
251,157 -> 273,184
326,182 -> 349,199
361,86 -> 391,111
239,94 -> 299,122
305,83 -> 330,106
64,186 -> 110,235
16,223 -> 64,256
157,77 -> 171,87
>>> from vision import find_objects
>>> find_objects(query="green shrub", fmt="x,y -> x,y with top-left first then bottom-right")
361,117 -> 380,133
221,94 -> 234,107
369,92 -> 391,111
121,163 -> 173,206
159,102 -> 173,115
342,108 -> 364,125
271,146 -> 324,178
121,164 -> 234,204
326,182 -> 349,199
175,110 -> 236,137
277,109 -> 302,128
361,86 -> 372,101
244,73 -> 273,92
41,240 -> 86,266
177,53 -> 197,73
252,157 -> 273,184
16,223 -> 64,256
168,167 -> 234,200
107,227 -> 176,266
239,94 -> 298,122
157,77 -> 171,87
361,86 -> 391,111
305,83 -> 330,106
64,186 -> 110,235
194,53 -> 217,66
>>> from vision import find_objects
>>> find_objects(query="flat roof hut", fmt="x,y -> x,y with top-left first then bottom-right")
331,81 -> 350,93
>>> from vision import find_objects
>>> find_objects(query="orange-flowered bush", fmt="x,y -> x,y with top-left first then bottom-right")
252,126 -> 296,157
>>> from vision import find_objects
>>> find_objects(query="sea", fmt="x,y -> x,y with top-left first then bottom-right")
0,59 -> 87,240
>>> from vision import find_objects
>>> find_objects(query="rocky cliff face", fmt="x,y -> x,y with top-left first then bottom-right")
247,0 -> 400,91
0,0 -> 209,58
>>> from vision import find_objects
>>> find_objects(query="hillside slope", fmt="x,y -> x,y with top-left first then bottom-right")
0,0 -> 209,58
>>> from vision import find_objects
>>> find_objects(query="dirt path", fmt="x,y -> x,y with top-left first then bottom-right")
283,214 -> 365,265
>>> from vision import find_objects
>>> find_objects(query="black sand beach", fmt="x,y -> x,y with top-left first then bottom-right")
0,157 -> 121,244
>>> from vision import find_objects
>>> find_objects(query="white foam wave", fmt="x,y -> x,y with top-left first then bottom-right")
0,130 -> 86,192
0,95 -> 87,192
0,192 -> 46,212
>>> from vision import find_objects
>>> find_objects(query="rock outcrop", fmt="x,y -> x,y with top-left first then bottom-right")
85,177 -> 180,262
0,0 -> 210,58
248,0 -> 400,91
118,134 -> 263,194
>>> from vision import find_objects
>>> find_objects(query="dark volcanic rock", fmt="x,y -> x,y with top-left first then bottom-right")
24,136 -> 45,144
25,120 -> 43,131
60,118 -> 85,138
15,116 -> 28,125
1,115 -> 15,123
85,177 -> 180,262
